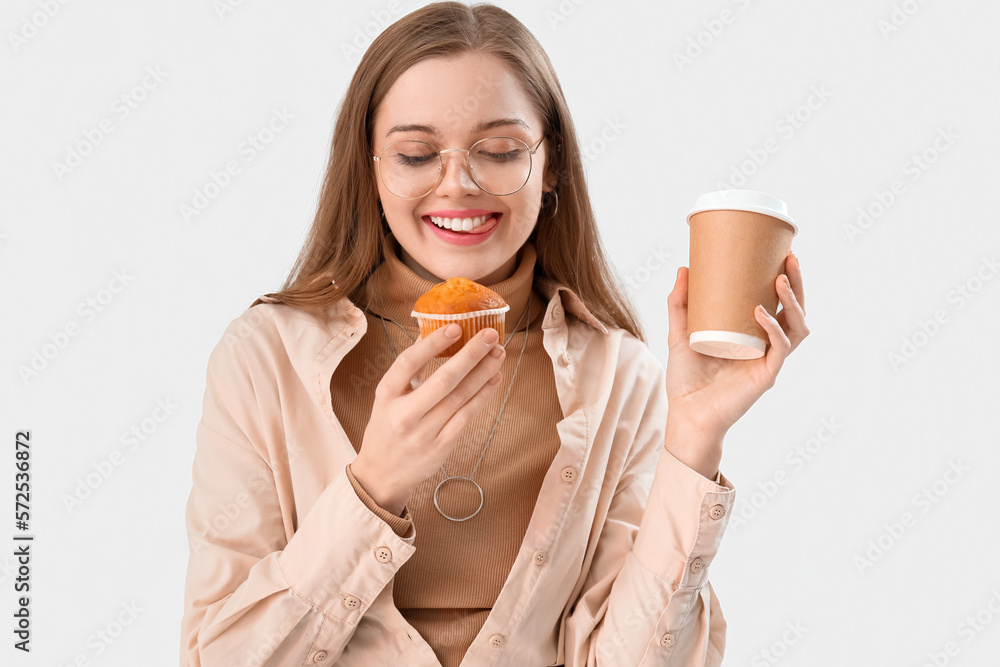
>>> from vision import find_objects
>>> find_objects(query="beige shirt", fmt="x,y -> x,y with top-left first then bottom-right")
180,272 -> 736,666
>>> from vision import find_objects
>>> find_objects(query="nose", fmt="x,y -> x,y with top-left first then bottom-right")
434,149 -> 481,198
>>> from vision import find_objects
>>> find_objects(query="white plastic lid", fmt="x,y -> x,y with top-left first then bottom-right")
689,330 -> 766,360
686,190 -> 798,236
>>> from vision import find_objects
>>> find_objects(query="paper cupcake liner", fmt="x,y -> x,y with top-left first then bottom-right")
411,307 -> 508,358
409,306 -> 509,320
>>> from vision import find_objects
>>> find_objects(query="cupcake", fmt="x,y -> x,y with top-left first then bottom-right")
411,277 -> 509,357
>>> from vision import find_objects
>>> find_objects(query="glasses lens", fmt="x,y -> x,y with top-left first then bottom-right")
469,137 -> 532,195
378,141 -> 441,198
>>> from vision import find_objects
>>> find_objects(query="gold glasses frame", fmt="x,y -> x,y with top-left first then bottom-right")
372,135 -> 546,199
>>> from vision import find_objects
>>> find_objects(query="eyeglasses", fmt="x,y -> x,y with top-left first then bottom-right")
373,135 -> 545,199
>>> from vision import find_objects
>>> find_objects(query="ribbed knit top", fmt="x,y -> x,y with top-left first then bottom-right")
331,234 -> 563,667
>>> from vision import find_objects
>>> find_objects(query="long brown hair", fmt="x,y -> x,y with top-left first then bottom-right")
251,1 -> 646,342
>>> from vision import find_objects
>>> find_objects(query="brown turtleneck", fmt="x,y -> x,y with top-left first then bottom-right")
331,234 -> 563,667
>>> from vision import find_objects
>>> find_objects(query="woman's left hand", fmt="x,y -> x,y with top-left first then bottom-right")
663,252 -> 810,475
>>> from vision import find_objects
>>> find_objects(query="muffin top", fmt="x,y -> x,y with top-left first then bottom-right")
412,277 -> 508,315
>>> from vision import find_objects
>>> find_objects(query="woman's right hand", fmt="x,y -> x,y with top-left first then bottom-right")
350,323 -> 506,515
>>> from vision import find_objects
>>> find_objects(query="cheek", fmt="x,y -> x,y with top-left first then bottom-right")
519,185 -> 544,217
380,201 -> 415,238
507,194 -> 543,233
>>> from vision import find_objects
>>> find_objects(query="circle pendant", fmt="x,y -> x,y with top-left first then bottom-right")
433,476 -> 484,522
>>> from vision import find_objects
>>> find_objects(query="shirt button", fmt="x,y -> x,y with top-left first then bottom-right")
709,504 -> 726,520
532,550 -> 547,565
552,305 -> 563,318
560,467 -> 577,482
660,632 -> 674,647
690,557 -> 705,574
341,594 -> 361,609
489,634 -> 504,648
312,650 -> 329,663
375,546 -> 392,563
559,352 -> 571,366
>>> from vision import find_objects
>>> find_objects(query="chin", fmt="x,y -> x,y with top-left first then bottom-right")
434,264 -> 489,282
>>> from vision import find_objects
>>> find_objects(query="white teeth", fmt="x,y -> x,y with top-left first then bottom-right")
428,214 -> 493,231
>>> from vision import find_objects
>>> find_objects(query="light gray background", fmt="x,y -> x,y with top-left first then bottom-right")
2,0 -> 998,664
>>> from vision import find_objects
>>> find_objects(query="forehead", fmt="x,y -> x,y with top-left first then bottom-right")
373,52 -> 542,138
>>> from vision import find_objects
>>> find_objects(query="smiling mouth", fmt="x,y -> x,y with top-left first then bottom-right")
425,212 -> 501,233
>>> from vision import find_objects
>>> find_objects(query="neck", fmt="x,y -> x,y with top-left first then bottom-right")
398,247 -> 518,285
365,233 -> 541,336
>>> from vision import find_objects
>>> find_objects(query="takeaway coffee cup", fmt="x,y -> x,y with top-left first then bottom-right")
685,190 -> 798,360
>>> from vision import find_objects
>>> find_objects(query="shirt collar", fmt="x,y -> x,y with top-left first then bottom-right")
252,238 -> 610,381
535,277 -> 610,336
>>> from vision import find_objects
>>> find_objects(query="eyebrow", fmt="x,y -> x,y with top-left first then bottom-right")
385,117 -> 531,137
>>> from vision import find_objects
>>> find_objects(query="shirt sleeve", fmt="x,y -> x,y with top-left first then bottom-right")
346,463 -> 414,538
561,356 -> 736,666
179,337 -> 418,666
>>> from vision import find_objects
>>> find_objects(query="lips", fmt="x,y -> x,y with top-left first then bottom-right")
421,211 -> 501,245
422,210 -> 501,235
428,213 -> 494,232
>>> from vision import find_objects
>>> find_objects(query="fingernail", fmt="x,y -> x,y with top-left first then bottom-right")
445,324 -> 461,337
490,345 -> 504,359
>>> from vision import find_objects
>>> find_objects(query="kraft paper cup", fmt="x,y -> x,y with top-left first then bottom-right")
685,190 -> 798,360
411,307 -> 508,358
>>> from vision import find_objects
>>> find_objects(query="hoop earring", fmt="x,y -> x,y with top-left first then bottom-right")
376,199 -> 391,244
544,188 -> 559,219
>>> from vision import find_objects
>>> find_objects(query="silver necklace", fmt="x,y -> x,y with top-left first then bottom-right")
373,299 -> 530,522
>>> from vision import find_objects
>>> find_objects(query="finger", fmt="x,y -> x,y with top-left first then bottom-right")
406,328 -> 503,414
413,338 -> 506,424
379,323 -> 463,397
755,305 -> 790,380
666,266 -> 689,349
424,340 -> 507,426
786,252 -> 806,315
436,369 -> 503,445
775,273 -> 810,350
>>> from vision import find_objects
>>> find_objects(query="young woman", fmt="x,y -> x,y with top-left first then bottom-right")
180,3 -> 809,666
